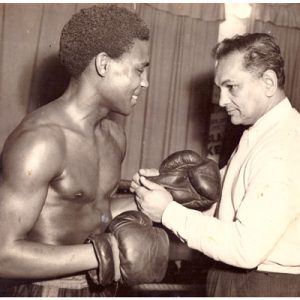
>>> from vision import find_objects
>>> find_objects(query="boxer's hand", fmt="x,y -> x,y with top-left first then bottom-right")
109,210 -> 169,285
132,176 -> 173,223
86,211 -> 169,286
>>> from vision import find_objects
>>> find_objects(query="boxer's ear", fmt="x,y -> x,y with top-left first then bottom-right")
95,52 -> 110,77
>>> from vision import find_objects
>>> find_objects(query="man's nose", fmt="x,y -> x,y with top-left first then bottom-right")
141,71 -> 149,89
219,90 -> 230,107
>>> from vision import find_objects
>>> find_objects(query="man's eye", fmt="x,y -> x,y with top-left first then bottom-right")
227,84 -> 236,92
137,69 -> 144,74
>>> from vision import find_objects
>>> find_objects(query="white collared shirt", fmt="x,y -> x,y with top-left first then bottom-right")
162,98 -> 300,273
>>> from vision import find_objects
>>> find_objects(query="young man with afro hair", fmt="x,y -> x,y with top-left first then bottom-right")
0,4 -> 170,297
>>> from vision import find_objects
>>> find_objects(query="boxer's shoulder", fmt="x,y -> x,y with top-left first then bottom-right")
4,121 -> 65,154
2,122 -> 65,178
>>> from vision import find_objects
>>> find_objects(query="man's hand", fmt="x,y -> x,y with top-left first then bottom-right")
131,170 -> 173,223
148,150 -> 221,211
130,168 -> 160,190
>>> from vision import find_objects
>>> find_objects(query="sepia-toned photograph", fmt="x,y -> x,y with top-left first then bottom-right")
0,2 -> 300,297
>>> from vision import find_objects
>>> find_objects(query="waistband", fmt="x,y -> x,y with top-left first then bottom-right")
32,273 -> 89,289
212,261 -> 257,273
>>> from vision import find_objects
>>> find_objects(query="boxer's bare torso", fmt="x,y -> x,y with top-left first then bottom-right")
2,99 -> 125,246
0,98 -> 128,278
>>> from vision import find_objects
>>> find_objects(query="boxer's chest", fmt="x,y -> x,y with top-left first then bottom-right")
30,129 -> 124,244
51,123 -> 124,204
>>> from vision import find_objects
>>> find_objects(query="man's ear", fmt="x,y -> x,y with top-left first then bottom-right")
262,69 -> 278,97
95,52 -> 110,77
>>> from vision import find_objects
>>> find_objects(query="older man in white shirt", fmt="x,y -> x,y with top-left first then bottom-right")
131,33 -> 300,296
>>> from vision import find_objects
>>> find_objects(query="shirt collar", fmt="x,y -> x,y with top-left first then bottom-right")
247,97 -> 292,145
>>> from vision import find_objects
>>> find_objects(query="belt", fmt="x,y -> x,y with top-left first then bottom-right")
212,261 -> 257,273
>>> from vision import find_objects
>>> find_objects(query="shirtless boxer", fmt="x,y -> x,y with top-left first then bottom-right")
0,5 -> 169,296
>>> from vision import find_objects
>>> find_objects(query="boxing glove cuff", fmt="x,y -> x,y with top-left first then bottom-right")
86,233 -> 119,286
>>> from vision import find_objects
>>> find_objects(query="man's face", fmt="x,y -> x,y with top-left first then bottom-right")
105,39 -> 150,115
215,51 -> 268,126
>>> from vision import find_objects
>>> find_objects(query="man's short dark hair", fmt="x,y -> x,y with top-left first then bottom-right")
60,5 -> 150,78
212,33 -> 285,89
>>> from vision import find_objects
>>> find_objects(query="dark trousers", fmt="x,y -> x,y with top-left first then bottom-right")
207,262 -> 300,297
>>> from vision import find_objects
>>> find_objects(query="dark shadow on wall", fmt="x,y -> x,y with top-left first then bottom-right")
27,54 -> 70,112
188,71 -> 215,156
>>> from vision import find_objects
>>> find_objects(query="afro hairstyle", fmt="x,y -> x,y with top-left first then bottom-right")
59,5 -> 150,78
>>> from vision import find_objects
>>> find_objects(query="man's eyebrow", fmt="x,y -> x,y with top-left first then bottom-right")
220,79 -> 233,86
214,79 -> 234,87
142,62 -> 150,67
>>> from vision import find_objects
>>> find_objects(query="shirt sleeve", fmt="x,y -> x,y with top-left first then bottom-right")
162,154 -> 300,269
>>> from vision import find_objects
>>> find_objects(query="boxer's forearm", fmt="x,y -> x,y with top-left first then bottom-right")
0,241 -> 98,279
110,194 -> 138,218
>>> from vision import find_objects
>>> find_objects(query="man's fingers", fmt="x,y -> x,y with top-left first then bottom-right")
132,172 -> 141,185
130,181 -> 138,190
140,176 -> 165,191
131,182 -> 149,198
135,196 -> 143,211
139,168 -> 160,177
131,174 -> 165,200
131,169 -> 160,192
130,180 -> 143,194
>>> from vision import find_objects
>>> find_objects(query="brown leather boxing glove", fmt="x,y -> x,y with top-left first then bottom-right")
87,210 -> 169,286
149,150 -> 221,211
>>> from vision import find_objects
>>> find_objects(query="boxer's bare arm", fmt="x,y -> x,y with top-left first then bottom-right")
0,127 -> 98,279
105,120 -> 139,218
110,194 -> 138,218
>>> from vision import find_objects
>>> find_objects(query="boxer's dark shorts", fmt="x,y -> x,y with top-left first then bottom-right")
0,273 -> 117,297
